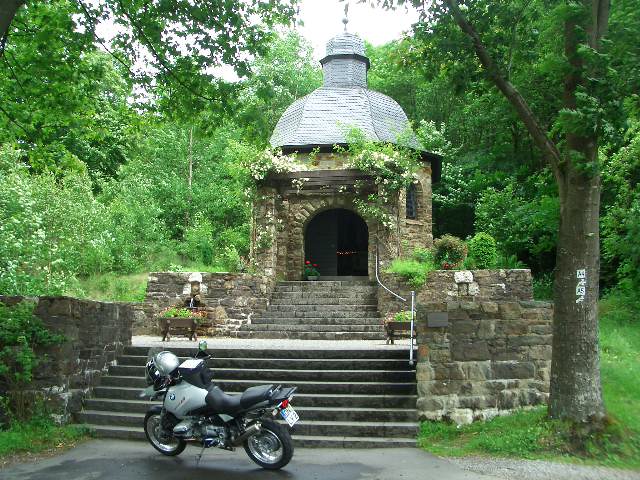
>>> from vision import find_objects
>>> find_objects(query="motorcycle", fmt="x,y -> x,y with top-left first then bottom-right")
139,341 -> 299,470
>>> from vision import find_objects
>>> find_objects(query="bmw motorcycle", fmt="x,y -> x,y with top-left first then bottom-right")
139,341 -> 299,470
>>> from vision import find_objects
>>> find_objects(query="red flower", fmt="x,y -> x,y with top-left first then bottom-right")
313,264 -> 318,267
305,260 -> 310,264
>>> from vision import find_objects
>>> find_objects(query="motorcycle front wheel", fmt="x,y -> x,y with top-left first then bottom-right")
244,419 -> 294,470
144,411 -> 186,456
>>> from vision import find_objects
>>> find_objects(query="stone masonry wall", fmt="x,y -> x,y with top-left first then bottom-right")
378,269 -> 533,320
0,295 -> 133,422
416,300 -> 552,424
141,272 -> 274,335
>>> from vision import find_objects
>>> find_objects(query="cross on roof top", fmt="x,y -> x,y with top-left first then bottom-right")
342,2 -> 349,32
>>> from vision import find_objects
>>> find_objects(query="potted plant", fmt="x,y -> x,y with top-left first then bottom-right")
304,260 -> 320,281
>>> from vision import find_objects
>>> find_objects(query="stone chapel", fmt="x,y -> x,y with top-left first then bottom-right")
250,31 -> 441,281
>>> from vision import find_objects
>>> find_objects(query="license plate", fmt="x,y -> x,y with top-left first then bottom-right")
280,405 -> 299,427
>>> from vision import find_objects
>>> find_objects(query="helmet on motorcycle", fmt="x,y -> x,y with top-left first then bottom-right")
154,351 -> 180,376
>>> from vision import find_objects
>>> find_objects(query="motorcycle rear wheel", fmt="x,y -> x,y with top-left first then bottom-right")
244,419 -> 294,470
144,411 -> 186,456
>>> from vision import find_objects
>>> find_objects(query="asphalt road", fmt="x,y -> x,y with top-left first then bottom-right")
1,440 -> 497,480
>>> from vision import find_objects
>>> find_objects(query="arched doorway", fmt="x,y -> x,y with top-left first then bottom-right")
304,209 -> 368,276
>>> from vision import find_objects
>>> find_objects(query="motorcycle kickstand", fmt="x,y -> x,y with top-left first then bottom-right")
195,444 -> 206,466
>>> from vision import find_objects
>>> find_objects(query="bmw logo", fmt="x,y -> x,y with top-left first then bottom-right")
169,393 -> 175,401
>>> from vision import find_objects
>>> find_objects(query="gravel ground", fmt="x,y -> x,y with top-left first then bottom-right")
450,456 -> 640,480
132,335 -> 412,350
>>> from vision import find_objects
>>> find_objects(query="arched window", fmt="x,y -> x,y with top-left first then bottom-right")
406,184 -> 418,219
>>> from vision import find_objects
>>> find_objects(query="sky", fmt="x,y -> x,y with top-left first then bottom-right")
296,0 -> 421,60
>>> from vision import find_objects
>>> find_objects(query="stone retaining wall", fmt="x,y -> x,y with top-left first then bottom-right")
415,299 -> 552,424
0,295 -> 133,422
141,272 -> 274,335
378,269 -> 533,320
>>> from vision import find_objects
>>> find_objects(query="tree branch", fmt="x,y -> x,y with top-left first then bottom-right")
116,0 -> 216,103
444,0 -> 564,184
0,103 -> 32,140
75,0 -> 136,77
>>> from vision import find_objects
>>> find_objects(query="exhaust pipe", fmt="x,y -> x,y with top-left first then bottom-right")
231,422 -> 261,446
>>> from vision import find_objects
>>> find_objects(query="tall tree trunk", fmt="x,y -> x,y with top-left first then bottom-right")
0,0 -> 24,56
551,161 -> 604,420
549,1 -> 607,421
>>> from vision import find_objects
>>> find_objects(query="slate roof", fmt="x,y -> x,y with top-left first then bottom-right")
270,32 -> 420,151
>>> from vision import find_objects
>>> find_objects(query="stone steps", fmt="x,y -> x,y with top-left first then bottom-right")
117,356 -> 411,370
239,280 -> 385,340
108,365 -> 415,383
250,317 -> 382,326
76,346 -> 418,447
233,331 -> 386,340
118,356 -> 407,373
259,311 -> 381,319
239,323 -> 383,333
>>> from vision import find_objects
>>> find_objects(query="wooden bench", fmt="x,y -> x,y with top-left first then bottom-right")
384,321 -> 415,345
159,317 -> 199,341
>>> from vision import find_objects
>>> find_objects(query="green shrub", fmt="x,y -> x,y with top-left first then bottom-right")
387,259 -> 435,288
181,213 -> 215,266
413,247 -> 434,264
467,232 -> 497,269
394,310 -> 412,322
433,235 -> 467,269
216,245 -> 243,272
533,272 -> 554,300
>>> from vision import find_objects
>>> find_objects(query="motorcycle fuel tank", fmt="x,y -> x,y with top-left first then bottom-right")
165,381 -> 207,418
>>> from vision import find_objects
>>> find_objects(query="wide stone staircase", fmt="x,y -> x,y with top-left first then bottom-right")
236,280 -> 385,340
77,346 -> 418,447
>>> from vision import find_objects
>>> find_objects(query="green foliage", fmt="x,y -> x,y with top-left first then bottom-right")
387,257 -> 436,289
160,307 -> 193,319
602,123 -> 640,289
475,182 -> 558,273
412,247 -> 434,264
0,147 -> 113,294
467,232 -> 497,269
181,214 -> 215,266
66,273 -> 148,303
345,132 -> 421,228
216,246 -> 244,273
433,235 -> 468,270
394,310 -> 412,322
533,273 -> 554,301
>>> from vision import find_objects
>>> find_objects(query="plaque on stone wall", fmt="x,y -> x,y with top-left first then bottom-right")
427,312 -> 448,328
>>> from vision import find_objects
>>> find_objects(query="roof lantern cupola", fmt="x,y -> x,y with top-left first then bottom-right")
320,32 -> 369,88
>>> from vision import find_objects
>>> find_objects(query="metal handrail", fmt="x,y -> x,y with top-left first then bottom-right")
375,247 -> 415,366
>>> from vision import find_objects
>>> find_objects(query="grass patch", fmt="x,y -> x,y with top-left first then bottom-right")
418,287 -> 640,470
66,272 -> 149,302
0,416 -> 90,464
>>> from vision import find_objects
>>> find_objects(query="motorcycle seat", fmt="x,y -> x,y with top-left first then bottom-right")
240,384 -> 274,409
205,385 -> 242,414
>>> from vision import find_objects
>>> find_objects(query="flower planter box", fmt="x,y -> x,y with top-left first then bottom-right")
158,316 -> 200,341
384,320 -> 415,345
306,276 -> 319,281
